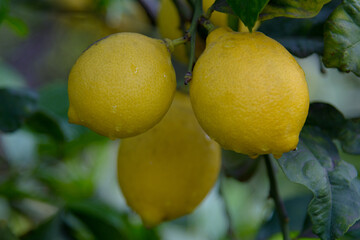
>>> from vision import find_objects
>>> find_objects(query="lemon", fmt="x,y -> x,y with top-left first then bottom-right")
68,32 -> 176,139
157,0 -> 189,63
190,28 -> 309,159
117,92 -> 221,227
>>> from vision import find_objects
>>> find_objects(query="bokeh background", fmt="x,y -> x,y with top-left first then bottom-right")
0,0 -> 360,239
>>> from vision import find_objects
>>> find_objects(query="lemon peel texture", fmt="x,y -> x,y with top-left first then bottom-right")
68,32 -> 176,139
190,28 -> 309,159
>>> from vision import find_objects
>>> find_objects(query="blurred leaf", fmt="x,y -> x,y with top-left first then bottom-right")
260,0 -> 330,21
67,200 -> 133,240
21,211 -> 70,240
278,127 -> 360,239
226,0 -> 269,31
323,0 -> 360,76
0,220 -> 19,240
35,162 -> 94,201
258,0 -> 341,57
67,200 -> 159,240
256,195 -> 312,240
25,111 -> 65,143
222,150 -> 261,182
63,128 -> 107,156
339,119 -> 360,154
0,0 -> 9,24
306,102 -> 346,138
4,16 -> 29,37
345,218 -> 360,238
38,83 -> 69,119
0,88 -> 37,133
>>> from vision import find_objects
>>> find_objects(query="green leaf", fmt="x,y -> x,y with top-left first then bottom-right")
25,111 -> 65,143
306,102 -> 346,138
4,16 -> 29,37
222,150 -> 261,182
0,88 -> 38,133
258,0 -> 340,57
67,200 -> 131,240
323,0 -> 360,76
21,211 -> 70,240
67,200 -> 159,240
0,220 -> 19,240
256,195 -> 313,240
0,0 -> 9,24
212,0 -> 234,15
278,127 -> 360,240
38,82 -> 69,119
260,0 -> 330,21
306,103 -> 360,155
339,119 -> 360,155
226,0 -> 269,31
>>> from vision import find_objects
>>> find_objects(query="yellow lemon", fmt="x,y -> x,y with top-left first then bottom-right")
190,28 -> 309,159
117,92 -> 221,227
68,32 -> 176,139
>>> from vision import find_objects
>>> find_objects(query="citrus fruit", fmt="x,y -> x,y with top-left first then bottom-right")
190,27 -> 309,159
68,32 -> 176,139
117,91 -> 221,227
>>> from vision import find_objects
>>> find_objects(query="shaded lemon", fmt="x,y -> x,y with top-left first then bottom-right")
117,92 -> 221,226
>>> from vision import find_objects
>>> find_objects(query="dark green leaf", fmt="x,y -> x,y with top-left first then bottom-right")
0,88 -> 37,133
222,150 -> 261,182
305,103 -> 360,155
67,200 -> 159,240
339,119 -> 360,154
212,0 -> 234,15
260,0 -> 331,21
67,200 -> 131,240
0,220 -> 19,240
0,0 -> 9,24
277,37 -> 323,58
21,211 -> 70,240
226,0 -> 269,31
306,102 -> 346,138
4,17 -> 29,37
278,127 -> 360,239
38,82 -> 69,119
25,111 -> 65,142
256,195 -> 312,240
258,0 -> 340,57
323,0 -> 360,76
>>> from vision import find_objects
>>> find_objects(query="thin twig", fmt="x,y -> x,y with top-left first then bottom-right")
183,0 -> 202,85
264,155 -> 291,240
219,174 -> 238,240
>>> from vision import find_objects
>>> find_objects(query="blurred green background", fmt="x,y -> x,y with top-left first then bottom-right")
0,0 -> 360,239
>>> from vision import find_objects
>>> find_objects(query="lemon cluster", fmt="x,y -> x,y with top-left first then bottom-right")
67,11 -> 309,227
